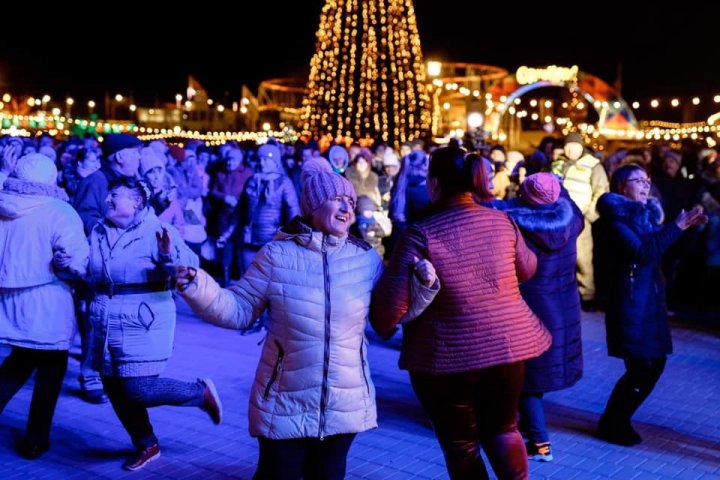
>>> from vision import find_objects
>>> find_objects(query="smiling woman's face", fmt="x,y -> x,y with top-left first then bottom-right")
105,186 -> 141,228
622,171 -> 651,204
310,195 -> 356,236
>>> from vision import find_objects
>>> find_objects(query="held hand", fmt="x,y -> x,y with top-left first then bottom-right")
53,249 -> 72,270
413,256 -> 437,288
224,195 -> 238,208
156,226 -> 172,255
675,206 -> 709,230
175,266 -> 198,293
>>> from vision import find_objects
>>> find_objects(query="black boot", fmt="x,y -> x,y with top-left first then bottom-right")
597,378 -> 643,446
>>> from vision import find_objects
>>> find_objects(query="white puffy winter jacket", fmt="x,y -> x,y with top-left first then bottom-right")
181,217 -> 383,440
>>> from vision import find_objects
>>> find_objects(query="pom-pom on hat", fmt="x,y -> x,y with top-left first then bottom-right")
300,156 -> 332,186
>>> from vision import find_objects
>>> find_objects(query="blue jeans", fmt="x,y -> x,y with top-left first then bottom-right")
102,376 -> 205,449
519,392 -> 549,443
75,284 -> 102,390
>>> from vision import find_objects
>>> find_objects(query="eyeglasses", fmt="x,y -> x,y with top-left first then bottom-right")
628,177 -> 651,186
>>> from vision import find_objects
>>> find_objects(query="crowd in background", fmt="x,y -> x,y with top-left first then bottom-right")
0,130 -> 716,478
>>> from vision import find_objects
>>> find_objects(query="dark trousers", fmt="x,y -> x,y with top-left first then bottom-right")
102,375 -> 205,450
518,392 -> 548,444
602,356 -> 666,424
0,347 -> 68,447
410,362 -> 528,480
75,283 -> 102,389
254,433 -> 356,480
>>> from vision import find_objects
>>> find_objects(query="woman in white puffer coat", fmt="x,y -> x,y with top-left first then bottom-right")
176,171 -> 437,480
0,154 -> 88,459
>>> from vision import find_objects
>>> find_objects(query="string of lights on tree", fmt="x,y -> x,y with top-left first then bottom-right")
301,0 -> 431,145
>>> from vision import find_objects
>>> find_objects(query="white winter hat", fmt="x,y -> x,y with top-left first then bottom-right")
382,149 -> 400,167
14,153 -> 58,185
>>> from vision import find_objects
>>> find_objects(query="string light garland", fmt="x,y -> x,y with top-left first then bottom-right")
301,0 -> 431,145
0,112 -> 297,145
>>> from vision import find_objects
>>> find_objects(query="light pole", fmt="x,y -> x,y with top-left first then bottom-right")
66,97 -> 74,117
88,100 -> 96,115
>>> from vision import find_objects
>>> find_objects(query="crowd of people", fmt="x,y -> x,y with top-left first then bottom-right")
0,130 -> 715,478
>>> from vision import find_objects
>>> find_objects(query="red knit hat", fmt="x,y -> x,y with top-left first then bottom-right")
167,145 -> 185,163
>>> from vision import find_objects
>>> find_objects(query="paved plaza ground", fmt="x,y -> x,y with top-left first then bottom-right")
0,299 -> 718,479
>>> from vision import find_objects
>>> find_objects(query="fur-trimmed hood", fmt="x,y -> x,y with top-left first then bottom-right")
0,177 -> 70,219
493,196 -> 582,252
597,192 -> 664,234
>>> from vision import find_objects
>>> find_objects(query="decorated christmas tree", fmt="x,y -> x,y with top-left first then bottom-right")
302,0 -> 431,145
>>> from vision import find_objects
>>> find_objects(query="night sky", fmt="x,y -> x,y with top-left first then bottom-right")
1,2 -> 718,110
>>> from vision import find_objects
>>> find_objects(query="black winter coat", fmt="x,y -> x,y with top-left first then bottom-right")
593,193 -> 683,359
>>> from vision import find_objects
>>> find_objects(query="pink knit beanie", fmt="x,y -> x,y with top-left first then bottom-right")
301,171 -> 357,215
521,172 -> 561,206
300,156 -> 333,186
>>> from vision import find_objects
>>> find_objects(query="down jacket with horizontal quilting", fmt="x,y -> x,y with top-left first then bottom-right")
180,217 -> 384,440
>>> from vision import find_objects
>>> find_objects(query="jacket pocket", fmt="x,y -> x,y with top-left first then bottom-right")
137,302 -> 156,331
360,341 -> 371,396
263,340 -> 285,400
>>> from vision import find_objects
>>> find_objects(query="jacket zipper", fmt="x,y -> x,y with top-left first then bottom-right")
263,340 -> 285,400
629,263 -> 636,304
318,237 -> 331,441
360,341 -> 371,396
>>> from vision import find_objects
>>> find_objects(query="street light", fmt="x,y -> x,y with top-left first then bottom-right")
66,97 -> 74,116
41,95 -> 51,111
467,112 -> 484,129
88,100 -> 96,114
427,61 -> 442,77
